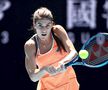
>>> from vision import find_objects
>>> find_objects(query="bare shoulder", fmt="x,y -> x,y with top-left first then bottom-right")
24,34 -> 37,46
52,25 -> 68,39
53,25 -> 75,52
53,25 -> 66,32
24,39 -> 35,48
24,38 -> 36,53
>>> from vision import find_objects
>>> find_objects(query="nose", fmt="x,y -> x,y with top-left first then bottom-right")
41,28 -> 47,33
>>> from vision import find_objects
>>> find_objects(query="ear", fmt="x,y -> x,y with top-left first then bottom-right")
33,19 -> 36,29
52,21 -> 55,25
32,23 -> 37,33
34,26 -> 36,29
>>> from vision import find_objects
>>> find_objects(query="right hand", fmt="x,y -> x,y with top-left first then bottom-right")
56,64 -> 66,73
43,66 -> 57,76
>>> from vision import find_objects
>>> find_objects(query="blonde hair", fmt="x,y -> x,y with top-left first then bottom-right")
33,7 -> 53,26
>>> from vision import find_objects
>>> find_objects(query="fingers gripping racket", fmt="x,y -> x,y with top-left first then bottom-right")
65,33 -> 108,68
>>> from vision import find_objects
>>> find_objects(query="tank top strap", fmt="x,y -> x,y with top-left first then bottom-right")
30,34 -> 39,56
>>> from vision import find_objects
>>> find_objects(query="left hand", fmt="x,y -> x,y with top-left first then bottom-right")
44,66 -> 58,76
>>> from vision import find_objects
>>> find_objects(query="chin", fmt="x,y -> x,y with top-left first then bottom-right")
41,36 -> 48,40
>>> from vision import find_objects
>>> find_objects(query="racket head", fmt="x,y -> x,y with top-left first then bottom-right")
81,33 -> 108,68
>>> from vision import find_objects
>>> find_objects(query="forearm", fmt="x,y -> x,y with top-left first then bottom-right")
25,58 -> 46,82
59,50 -> 78,64
29,67 -> 46,82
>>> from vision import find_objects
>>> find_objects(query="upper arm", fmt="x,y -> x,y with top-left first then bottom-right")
24,39 -> 37,75
52,25 -> 76,52
24,39 -> 36,58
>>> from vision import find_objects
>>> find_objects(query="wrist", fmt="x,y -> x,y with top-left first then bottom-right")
40,67 -> 47,75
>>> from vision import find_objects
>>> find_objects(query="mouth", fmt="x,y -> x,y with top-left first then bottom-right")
41,34 -> 47,36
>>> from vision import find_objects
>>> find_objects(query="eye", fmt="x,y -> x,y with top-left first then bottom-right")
36,23 -> 43,28
46,24 -> 50,27
46,23 -> 52,28
38,23 -> 42,27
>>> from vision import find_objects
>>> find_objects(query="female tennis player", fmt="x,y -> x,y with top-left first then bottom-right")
24,7 -> 79,90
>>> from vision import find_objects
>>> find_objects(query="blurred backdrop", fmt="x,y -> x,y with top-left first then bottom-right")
0,0 -> 108,90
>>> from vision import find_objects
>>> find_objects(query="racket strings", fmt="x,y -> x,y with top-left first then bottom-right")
84,34 -> 108,66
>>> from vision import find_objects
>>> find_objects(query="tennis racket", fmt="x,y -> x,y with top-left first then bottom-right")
65,33 -> 108,68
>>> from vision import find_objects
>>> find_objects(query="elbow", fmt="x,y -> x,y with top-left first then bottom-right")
29,75 -> 38,82
30,77 -> 38,82
29,73 -> 39,82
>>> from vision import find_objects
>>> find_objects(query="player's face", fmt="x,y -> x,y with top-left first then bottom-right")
35,18 -> 53,39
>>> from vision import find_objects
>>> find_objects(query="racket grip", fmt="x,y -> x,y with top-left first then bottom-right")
64,56 -> 78,68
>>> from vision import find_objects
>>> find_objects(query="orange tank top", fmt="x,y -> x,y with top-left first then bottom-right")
36,38 -> 77,90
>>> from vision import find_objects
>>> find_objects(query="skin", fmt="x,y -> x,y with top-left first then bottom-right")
24,18 -> 78,82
